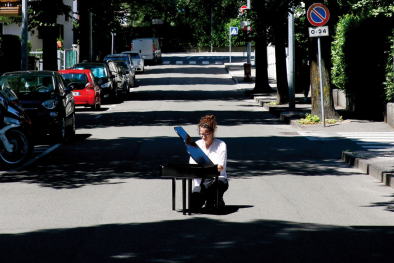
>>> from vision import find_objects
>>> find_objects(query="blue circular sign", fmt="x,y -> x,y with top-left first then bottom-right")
307,3 -> 330,27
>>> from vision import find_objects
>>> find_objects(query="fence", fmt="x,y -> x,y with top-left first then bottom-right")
28,49 -> 78,71
57,49 -> 78,70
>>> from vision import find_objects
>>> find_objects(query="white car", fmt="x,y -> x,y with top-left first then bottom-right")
121,51 -> 145,73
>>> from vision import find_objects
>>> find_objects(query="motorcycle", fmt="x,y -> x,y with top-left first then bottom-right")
0,88 -> 33,165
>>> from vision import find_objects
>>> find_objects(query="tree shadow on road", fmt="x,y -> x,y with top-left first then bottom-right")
1,218 -> 393,262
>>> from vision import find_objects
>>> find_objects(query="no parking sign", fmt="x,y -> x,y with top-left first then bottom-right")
307,3 -> 330,27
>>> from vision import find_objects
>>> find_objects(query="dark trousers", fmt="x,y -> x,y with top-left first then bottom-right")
191,177 -> 228,210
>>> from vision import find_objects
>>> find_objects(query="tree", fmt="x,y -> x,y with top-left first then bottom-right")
248,0 -> 272,93
11,0 -> 72,70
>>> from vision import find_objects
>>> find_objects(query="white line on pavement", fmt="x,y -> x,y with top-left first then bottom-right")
9,143 -> 62,172
176,61 -> 183,65
202,61 -> 209,65
163,61 -> 170,64
189,61 -> 196,65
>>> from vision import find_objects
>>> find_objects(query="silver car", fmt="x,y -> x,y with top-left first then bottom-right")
121,51 -> 145,73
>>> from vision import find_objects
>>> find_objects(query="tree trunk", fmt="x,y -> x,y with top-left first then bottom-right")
274,22 -> 288,104
253,39 -> 272,93
309,33 -> 339,120
252,0 -> 271,93
78,0 -> 91,62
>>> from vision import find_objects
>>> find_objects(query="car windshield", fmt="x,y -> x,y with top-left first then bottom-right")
61,73 -> 88,85
105,56 -> 130,63
128,53 -> 140,58
73,64 -> 108,79
114,61 -> 128,71
0,75 -> 55,94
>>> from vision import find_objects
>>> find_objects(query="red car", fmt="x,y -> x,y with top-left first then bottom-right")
59,69 -> 101,110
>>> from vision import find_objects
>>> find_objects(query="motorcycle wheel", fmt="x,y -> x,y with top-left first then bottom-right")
0,129 -> 33,165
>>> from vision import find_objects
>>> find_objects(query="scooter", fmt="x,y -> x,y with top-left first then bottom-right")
0,89 -> 33,165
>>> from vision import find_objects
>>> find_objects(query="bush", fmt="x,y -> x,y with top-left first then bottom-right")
331,14 -> 394,117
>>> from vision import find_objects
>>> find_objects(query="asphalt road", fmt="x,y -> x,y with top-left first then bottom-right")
1,53 -> 394,262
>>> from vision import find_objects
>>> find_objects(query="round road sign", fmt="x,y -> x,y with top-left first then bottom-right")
240,5 -> 248,13
307,3 -> 330,27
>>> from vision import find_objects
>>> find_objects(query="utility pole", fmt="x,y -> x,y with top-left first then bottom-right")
288,6 -> 295,108
21,0 -> 28,70
246,0 -> 251,64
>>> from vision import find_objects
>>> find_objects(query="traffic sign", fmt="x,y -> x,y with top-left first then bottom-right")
308,26 -> 329,37
230,27 -> 238,35
307,3 -> 330,27
240,5 -> 248,13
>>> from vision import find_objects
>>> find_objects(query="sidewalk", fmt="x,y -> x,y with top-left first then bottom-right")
225,62 -> 394,190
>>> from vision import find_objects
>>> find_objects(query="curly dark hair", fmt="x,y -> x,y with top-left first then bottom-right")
197,115 -> 217,133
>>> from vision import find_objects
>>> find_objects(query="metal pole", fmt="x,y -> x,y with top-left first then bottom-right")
288,6 -> 295,108
89,12 -> 93,61
111,33 -> 114,54
246,0 -> 251,64
229,31 -> 231,63
318,37 -> 325,127
21,0 -> 28,70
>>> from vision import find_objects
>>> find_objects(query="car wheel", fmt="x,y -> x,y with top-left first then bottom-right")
55,117 -> 66,142
111,86 -> 118,102
69,113 -> 76,136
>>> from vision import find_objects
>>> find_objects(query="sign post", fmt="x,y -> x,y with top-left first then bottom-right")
307,3 -> 330,127
229,27 -> 238,63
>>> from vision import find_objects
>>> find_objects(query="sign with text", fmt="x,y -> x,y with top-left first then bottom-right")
308,26 -> 329,37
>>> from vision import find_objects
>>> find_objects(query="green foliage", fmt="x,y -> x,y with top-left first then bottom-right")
297,114 -> 342,125
297,113 -> 320,124
384,32 -> 394,101
331,3 -> 394,108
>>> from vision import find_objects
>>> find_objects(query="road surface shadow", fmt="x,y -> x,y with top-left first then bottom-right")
1,218 -> 393,262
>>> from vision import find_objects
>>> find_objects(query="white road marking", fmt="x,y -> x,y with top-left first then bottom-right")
176,61 -> 183,65
215,61 -> 222,64
189,61 -> 196,65
202,61 -> 209,65
9,143 -> 62,172
163,61 -> 170,64
338,132 -> 394,151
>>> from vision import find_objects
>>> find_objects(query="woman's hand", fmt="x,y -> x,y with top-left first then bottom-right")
217,165 -> 223,171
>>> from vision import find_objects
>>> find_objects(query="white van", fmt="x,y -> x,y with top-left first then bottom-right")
131,38 -> 162,64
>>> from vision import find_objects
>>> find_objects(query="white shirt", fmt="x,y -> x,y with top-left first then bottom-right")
189,138 -> 227,185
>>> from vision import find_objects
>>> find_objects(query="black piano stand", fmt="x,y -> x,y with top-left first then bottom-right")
172,177 -> 219,215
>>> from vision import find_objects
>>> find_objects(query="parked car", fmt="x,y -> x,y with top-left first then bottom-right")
104,59 -> 128,100
59,69 -> 101,110
113,60 -> 135,91
104,54 -> 134,71
0,71 -> 75,141
130,38 -> 161,64
121,51 -> 145,73
71,62 -> 117,101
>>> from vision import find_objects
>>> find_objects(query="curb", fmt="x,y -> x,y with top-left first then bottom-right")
341,151 -> 394,189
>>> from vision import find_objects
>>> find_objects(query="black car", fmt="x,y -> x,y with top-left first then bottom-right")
71,62 -> 118,101
0,71 -> 75,141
